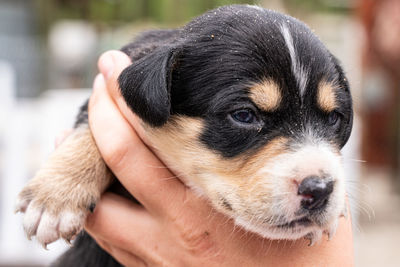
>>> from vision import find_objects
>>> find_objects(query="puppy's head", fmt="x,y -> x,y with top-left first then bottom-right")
119,5 -> 353,241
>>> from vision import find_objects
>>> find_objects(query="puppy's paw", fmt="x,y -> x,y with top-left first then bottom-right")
16,182 -> 96,248
15,126 -> 111,248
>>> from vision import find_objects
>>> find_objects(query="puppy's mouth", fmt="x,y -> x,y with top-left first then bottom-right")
275,217 -> 313,229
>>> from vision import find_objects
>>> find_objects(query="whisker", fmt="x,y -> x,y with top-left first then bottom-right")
342,158 -> 367,163
347,194 -> 375,221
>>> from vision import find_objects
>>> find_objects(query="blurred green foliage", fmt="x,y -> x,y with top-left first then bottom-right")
284,0 -> 352,14
35,0 -> 351,33
36,0 -> 257,29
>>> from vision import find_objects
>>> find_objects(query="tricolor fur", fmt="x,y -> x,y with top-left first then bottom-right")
16,5 -> 353,266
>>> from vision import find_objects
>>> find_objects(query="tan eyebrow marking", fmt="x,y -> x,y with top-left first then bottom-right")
249,79 -> 281,112
317,80 -> 338,112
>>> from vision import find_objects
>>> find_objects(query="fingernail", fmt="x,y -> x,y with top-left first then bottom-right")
98,52 -> 114,79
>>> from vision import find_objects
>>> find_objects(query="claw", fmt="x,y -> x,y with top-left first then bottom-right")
25,229 -> 36,241
63,233 -> 77,247
340,204 -> 348,219
15,199 -> 29,214
89,202 -> 96,213
26,234 -> 32,241
63,238 -> 73,246
304,230 -> 322,246
304,233 -> 314,246
326,221 -> 338,240
42,242 -> 49,250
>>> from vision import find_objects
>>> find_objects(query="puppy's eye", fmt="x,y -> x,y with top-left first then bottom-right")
328,111 -> 342,127
231,109 -> 256,124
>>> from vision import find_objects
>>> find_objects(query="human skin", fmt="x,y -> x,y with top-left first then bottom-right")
84,50 -> 354,267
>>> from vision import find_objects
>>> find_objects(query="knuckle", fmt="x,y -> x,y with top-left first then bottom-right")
178,224 -> 217,258
100,138 -> 130,169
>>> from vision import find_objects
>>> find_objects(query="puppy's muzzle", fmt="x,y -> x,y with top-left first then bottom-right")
298,176 -> 334,211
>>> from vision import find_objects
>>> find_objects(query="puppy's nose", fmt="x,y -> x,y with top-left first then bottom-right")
298,176 -> 334,211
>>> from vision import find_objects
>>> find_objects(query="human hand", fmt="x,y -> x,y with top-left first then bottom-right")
85,50 -> 354,267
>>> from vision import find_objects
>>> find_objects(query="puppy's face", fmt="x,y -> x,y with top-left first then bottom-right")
119,5 -> 353,241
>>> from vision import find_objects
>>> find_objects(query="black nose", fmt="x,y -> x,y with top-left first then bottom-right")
298,176 -> 334,211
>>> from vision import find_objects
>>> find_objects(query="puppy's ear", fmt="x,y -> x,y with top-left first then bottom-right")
118,47 -> 178,127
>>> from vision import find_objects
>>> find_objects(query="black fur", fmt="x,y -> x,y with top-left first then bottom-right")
74,99 -> 89,127
118,45 -> 179,126
51,232 -> 121,267
118,5 -> 352,158
57,5 -> 353,266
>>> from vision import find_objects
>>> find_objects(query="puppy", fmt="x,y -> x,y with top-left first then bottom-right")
16,4 -> 353,266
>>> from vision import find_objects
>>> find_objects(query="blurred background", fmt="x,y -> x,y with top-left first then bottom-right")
0,0 -> 399,266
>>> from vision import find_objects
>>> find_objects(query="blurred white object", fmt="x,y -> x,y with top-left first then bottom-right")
49,21 -> 98,71
0,61 -> 15,123
0,86 -> 91,265
342,115 -> 362,224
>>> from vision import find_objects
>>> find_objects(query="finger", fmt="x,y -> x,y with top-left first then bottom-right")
85,193 -> 151,253
88,79 -> 186,214
97,50 -> 131,110
97,50 -> 131,80
97,50 -> 149,144
96,51 -> 177,175
85,193 -> 162,265
93,237 -> 147,267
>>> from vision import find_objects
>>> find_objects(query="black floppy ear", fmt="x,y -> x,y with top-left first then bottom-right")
118,46 -> 178,127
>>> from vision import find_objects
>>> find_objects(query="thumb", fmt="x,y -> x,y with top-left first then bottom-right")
96,50 -> 150,144
97,50 -> 131,95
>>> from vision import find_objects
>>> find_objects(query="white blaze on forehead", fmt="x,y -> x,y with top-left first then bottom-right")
280,24 -> 309,100
246,4 -> 265,11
